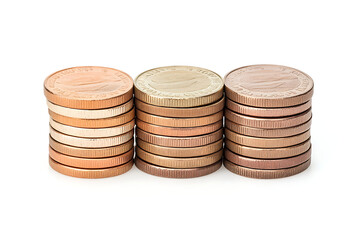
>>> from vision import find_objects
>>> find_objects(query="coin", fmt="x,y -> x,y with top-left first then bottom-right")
135,158 -> 222,178
48,107 -> 135,128
49,147 -> 134,168
49,157 -> 133,178
44,66 -> 133,109
47,99 -> 133,119
225,128 -> 311,148
224,147 -> 311,169
223,159 -> 311,179
225,64 -> 314,107
50,127 -> 134,148
136,138 -> 223,157
226,98 -> 311,117
134,66 -> 224,107
136,119 -> 223,137
136,128 -> 223,147
225,138 -> 311,159
136,109 -> 223,127
135,96 -> 225,118
49,137 -> 134,158
225,108 -> 311,129
225,118 -> 312,138
136,146 -> 222,168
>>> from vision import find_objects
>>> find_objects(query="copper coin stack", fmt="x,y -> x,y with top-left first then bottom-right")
44,66 -> 135,178
223,65 -> 314,179
134,66 -> 225,178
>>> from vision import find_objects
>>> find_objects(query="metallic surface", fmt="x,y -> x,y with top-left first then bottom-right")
136,119 -> 223,137
225,119 -> 312,138
50,118 -> 135,138
49,137 -> 134,158
47,99 -> 133,119
226,98 -> 311,117
136,128 -> 223,147
223,159 -> 311,179
225,138 -> 311,159
48,107 -> 135,128
136,138 -> 223,157
134,66 -> 224,107
135,96 -> 225,117
224,147 -> 311,169
136,109 -> 223,127
135,158 -> 222,178
49,147 -> 134,168
49,157 -> 133,178
44,66 -> 133,109
225,128 -> 311,148
225,108 -> 312,128
50,127 -> 134,148
224,64 -> 314,107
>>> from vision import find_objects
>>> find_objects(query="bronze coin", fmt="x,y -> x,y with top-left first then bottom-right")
136,119 -> 223,137
225,138 -> 311,159
224,147 -> 311,169
225,108 -> 311,129
225,119 -> 312,138
135,157 -> 222,178
223,159 -> 311,179
49,157 -> 133,178
136,128 -> 223,147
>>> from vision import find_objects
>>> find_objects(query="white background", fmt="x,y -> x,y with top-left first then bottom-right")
1,1 -> 359,239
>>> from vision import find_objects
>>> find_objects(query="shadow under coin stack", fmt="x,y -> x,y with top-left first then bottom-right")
223,65 -> 314,179
134,66 -> 225,178
44,66 -> 135,178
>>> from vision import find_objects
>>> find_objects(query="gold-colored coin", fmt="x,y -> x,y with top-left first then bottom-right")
136,109 -> 223,127
136,138 -> 223,157
134,66 -> 224,107
50,127 -> 134,148
50,118 -> 135,138
47,99 -> 133,119
49,137 -> 134,158
136,146 -> 222,168
225,128 -> 311,148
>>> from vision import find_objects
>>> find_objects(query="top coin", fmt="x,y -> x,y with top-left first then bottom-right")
225,65 -> 314,107
44,66 -> 134,109
134,66 -> 224,107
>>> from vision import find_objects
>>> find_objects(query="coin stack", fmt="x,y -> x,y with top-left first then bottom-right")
44,66 -> 135,178
134,66 -> 225,178
223,65 -> 314,179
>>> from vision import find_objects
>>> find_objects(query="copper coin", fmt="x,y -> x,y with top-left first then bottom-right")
224,147 -> 311,169
135,96 -> 225,118
44,66 -> 133,109
223,159 -> 311,179
49,147 -> 134,168
136,109 -> 223,127
225,108 -> 311,129
50,127 -> 134,148
134,66 -> 224,107
225,128 -> 311,148
50,118 -> 135,138
48,107 -> 135,128
225,64 -> 314,107
225,138 -> 311,159
49,137 -> 134,158
136,138 -> 223,157
136,146 -> 223,168
49,157 -> 133,178
136,119 -> 223,137
135,158 -> 222,178
226,98 -> 311,117
136,128 -> 223,147
225,118 -> 312,138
